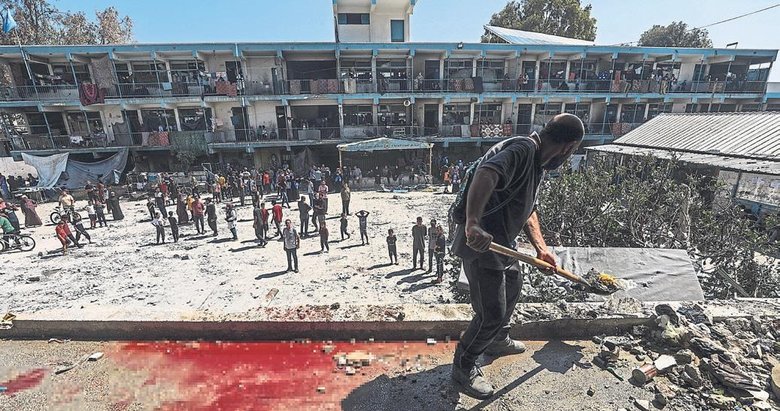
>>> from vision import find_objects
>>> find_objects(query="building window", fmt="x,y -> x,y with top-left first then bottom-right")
378,104 -> 407,126
620,104 -> 645,123
390,20 -> 405,42
443,104 -> 470,125
178,108 -> 212,131
685,104 -> 700,113
444,59 -> 472,79
647,103 -> 673,119
66,112 -> 104,135
51,63 -> 91,85
140,109 -> 176,131
692,64 -> 707,82
26,112 -> 66,135
115,61 -> 169,84
476,103 -> 502,124
739,104 -> 762,112
170,61 -> 205,83
338,13 -> 369,25
534,103 -> 563,126
343,105 -> 373,126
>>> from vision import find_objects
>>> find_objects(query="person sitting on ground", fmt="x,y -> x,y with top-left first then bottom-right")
168,211 -> 179,243
55,217 -> 80,255
72,214 -> 91,245
319,221 -> 329,253
225,202 -> 238,241
151,212 -> 165,245
355,210 -> 370,245
387,228 -> 398,265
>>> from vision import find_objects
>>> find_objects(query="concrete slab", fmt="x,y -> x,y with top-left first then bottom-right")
1,300 -> 778,342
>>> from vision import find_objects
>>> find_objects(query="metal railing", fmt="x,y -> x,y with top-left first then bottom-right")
0,84 -> 79,101
284,79 -> 343,95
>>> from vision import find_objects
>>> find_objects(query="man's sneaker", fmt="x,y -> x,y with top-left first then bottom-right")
484,337 -> 526,357
451,363 -> 494,399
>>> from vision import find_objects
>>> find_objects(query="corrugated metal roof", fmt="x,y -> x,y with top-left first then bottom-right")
587,144 -> 780,176
337,137 -> 432,152
613,112 -> 780,161
484,26 -> 595,46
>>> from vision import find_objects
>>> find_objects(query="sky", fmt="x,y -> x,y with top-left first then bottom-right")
56,0 -> 780,80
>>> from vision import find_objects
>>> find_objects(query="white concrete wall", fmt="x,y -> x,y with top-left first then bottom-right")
248,101 -> 278,130
339,25 -> 371,42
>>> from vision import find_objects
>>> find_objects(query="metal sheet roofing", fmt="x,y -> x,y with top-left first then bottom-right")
484,25 -> 596,46
336,137 -> 432,152
613,112 -> 780,161
587,144 -> 780,176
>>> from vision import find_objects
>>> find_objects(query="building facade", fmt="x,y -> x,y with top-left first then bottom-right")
0,0 -> 777,171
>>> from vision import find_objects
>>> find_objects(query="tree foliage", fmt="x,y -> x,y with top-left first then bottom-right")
535,155 -> 779,299
482,0 -> 597,43
638,21 -> 712,48
0,0 -> 133,45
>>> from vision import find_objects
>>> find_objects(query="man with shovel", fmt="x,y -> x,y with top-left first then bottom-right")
450,113 -> 584,399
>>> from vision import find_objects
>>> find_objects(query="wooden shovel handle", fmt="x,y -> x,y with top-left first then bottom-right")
488,242 -> 589,287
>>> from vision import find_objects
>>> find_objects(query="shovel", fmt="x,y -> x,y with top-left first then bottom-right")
489,242 -> 618,295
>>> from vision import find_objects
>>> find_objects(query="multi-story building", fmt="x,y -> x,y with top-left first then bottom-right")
0,0 -> 777,171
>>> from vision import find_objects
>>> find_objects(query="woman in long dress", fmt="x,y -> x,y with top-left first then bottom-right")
19,195 -> 43,227
177,193 -> 189,224
107,191 -> 124,220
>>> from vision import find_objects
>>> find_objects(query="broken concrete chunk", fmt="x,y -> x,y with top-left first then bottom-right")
673,349 -> 695,365
707,394 -> 736,409
681,364 -> 703,388
634,398 -> 651,411
88,352 -> 104,361
316,386 -> 326,393
654,355 -> 677,372
771,361 -> 780,401
345,366 -> 356,376
426,338 -> 436,345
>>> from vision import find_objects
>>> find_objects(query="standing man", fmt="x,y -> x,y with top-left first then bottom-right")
271,200 -> 284,237
433,225 -> 446,283
427,218 -> 438,273
192,196 -> 206,235
59,189 -> 75,212
411,216 -> 426,270
298,196 -> 311,237
450,114 -> 583,399
282,219 -> 300,273
252,202 -> 268,247
340,183 -> 351,216
205,198 -> 218,237
168,211 -> 179,243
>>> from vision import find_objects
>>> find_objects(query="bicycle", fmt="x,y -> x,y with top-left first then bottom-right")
50,206 -> 81,225
0,232 -> 36,252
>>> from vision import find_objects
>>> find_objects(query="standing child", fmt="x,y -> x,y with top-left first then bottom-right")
72,214 -> 92,244
225,202 -> 238,240
387,229 -> 398,265
95,200 -> 107,227
86,200 -> 97,229
356,210 -> 370,245
146,198 -> 156,220
340,213 -> 350,240
151,212 -> 165,244
319,221 -> 329,253
272,200 -> 283,237
168,211 -> 179,243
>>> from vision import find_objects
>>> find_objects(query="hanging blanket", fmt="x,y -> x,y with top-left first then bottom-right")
79,83 -> 105,106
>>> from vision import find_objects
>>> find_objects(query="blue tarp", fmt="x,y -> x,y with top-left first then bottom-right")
22,149 -> 129,189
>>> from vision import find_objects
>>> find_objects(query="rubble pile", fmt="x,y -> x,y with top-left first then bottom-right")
593,303 -> 780,410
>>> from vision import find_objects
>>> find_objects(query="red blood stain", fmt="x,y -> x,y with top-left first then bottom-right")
116,341 -> 450,411
1,368 -> 47,396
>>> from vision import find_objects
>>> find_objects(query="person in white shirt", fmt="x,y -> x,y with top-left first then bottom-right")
151,212 -> 165,244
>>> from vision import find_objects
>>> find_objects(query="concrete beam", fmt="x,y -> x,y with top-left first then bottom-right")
2,300 -> 777,342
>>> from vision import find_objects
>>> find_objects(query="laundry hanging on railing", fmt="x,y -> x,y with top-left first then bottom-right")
79,83 -> 105,106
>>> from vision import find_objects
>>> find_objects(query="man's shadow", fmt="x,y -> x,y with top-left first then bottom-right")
341,340 -> 585,411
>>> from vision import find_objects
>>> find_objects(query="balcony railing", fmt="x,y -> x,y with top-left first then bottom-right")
6,120 -> 642,152
285,79 -> 343,95
0,84 -> 79,101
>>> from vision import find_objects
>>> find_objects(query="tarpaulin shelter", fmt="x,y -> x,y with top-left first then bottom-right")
336,137 -> 434,173
22,148 -> 129,189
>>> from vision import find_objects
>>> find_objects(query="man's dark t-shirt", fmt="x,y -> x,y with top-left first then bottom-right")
451,135 -> 544,270
412,224 -> 427,249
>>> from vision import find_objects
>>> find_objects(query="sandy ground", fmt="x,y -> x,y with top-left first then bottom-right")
0,190 -> 457,317
0,339 -> 652,411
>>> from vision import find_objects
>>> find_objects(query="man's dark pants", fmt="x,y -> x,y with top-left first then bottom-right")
285,248 -> 298,271
300,214 -> 309,235
193,216 -> 205,234
412,246 -> 424,268
454,258 -> 522,369
428,247 -> 434,271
